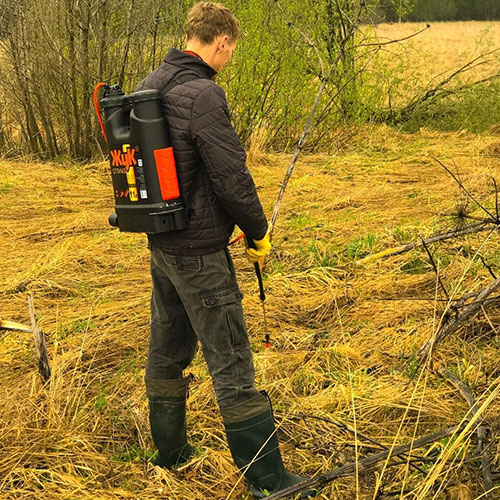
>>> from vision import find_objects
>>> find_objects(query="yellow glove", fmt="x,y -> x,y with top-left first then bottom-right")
245,231 -> 272,264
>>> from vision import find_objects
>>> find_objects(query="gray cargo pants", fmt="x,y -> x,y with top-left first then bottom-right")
146,244 -> 261,410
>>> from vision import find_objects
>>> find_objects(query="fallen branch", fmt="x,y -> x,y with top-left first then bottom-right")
18,226 -> 104,242
356,221 -> 496,265
418,274 -> 500,360
439,368 -> 494,499
27,294 -> 51,382
291,412 -> 428,476
265,425 -> 461,500
383,49 -> 500,123
0,319 -> 32,333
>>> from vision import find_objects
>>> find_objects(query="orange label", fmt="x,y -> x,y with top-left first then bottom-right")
110,144 -> 137,168
110,144 -> 139,202
154,147 -> 180,201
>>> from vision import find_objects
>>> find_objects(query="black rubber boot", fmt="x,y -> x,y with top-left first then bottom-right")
223,394 -> 316,499
146,376 -> 194,468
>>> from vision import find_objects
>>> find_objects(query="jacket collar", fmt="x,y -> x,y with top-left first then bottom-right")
164,48 -> 217,80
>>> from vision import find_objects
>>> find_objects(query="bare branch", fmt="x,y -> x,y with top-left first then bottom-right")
357,221 -> 497,265
269,1 -> 366,235
265,425 -> 462,500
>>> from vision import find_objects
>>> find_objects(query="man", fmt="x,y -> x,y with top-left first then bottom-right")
135,3 -> 314,498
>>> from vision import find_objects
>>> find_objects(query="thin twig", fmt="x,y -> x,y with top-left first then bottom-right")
355,24 -> 430,49
434,158 -> 498,222
420,237 -> 450,302
479,255 -> 497,280
273,1 -> 325,79
292,413 -> 428,475
269,0 -> 366,237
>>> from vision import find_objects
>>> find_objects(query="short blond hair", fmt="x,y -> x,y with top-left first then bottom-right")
186,2 -> 239,44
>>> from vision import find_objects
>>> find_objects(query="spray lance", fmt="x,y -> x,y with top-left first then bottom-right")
244,236 -> 271,349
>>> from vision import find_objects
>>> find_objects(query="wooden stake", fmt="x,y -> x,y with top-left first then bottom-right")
27,294 -> 51,382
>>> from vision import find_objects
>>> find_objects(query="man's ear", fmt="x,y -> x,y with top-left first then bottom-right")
218,34 -> 229,51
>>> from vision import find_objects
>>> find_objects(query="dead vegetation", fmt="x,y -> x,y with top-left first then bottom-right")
1,126 -> 499,499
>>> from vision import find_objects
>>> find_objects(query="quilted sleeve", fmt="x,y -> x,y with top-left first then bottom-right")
191,84 -> 268,240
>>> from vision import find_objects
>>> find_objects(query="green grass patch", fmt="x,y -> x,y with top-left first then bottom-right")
345,232 -> 379,259
113,444 -> 155,463
400,255 -> 428,275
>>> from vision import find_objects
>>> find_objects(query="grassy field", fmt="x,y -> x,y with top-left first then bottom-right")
1,125 -> 500,499
375,21 -> 500,79
1,21 -> 500,500
365,21 -> 500,133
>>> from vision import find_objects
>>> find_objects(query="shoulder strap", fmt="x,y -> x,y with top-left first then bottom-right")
164,71 -> 202,95
163,70 -> 205,216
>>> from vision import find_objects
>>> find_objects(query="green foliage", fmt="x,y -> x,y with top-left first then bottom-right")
0,0 -> 376,157
56,318 -> 92,341
1,0 -> 499,159
300,240 -> 340,267
399,79 -> 500,134
113,444 -> 156,463
391,225 -> 415,244
0,181 -> 11,194
345,232 -> 379,259
287,213 -> 314,230
400,255 -> 428,274
94,384 -> 107,411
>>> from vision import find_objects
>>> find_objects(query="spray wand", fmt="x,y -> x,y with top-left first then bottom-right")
245,236 -> 271,349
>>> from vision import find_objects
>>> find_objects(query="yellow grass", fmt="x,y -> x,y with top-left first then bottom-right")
375,21 -> 500,75
1,125 -> 500,499
369,21 -> 500,107
1,21 -> 500,500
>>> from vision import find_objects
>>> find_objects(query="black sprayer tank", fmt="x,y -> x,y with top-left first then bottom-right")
101,85 -> 187,233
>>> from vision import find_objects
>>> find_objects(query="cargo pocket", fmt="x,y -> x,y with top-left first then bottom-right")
200,287 -> 243,308
164,254 -> 202,272
200,286 -> 248,352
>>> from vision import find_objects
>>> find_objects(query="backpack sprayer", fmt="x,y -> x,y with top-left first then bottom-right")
94,80 -> 272,347
93,82 -> 187,234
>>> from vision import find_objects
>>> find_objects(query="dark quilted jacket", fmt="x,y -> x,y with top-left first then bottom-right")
134,48 -> 268,255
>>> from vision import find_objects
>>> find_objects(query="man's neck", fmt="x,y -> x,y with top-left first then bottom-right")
185,41 -> 218,71
183,50 -> 202,60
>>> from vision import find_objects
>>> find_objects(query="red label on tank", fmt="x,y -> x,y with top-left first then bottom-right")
154,147 -> 180,201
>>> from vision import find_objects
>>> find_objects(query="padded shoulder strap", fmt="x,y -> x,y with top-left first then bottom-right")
163,71 -> 205,215
164,71 -> 202,95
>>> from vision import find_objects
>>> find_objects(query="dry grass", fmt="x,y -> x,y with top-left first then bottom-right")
1,18 -> 500,500
1,125 -> 500,499
376,20 -> 500,74
369,21 -> 500,108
